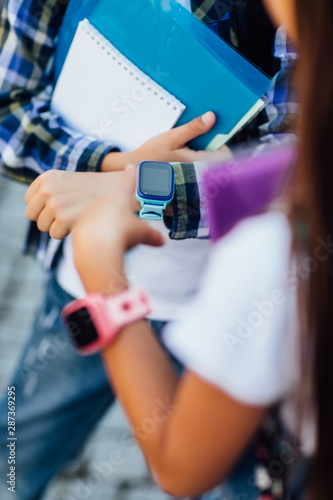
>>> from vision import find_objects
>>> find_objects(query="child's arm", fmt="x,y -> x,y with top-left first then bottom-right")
24,170 -> 124,240
101,111 -> 219,171
0,0 -> 118,183
103,334 -> 266,497
71,167 -> 267,497
0,1 -> 218,183
24,113 -> 227,240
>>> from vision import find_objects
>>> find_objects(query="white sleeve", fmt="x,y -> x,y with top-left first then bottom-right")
163,212 -> 299,406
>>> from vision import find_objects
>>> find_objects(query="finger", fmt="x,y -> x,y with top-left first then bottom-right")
128,221 -> 165,249
49,219 -> 71,240
25,176 -> 41,204
25,194 -> 47,221
218,145 -> 232,156
36,207 -> 56,232
141,227 -> 165,247
167,147 -> 213,163
190,148 -> 234,162
169,112 -> 216,148
170,147 -> 204,163
175,146 -> 234,164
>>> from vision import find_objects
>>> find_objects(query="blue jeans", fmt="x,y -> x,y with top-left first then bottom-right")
0,276 -> 260,500
0,277 -> 116,499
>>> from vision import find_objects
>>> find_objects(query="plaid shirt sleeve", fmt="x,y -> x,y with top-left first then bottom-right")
0,0 -> 118,184
167,27 -> 299,240
164,161 -> 209,240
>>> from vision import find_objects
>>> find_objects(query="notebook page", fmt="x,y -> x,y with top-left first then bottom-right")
51,19 -> 185,152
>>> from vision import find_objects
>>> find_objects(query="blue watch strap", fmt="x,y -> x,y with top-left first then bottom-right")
139,203 -> 165,220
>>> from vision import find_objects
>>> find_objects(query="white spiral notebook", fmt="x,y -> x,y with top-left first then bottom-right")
51,19 -> 186,151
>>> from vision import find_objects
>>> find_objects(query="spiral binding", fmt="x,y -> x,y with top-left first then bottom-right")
80,19 -> 182,111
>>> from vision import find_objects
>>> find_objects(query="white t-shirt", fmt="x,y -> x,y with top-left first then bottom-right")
57,222 -> 210,319
163,211 -> 316,454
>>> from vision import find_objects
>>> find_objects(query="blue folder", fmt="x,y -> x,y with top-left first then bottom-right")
55,0 -> 271,151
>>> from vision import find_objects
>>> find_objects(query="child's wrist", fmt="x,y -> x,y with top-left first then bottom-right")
102,150 -> 173,216
101,151 -> 134,172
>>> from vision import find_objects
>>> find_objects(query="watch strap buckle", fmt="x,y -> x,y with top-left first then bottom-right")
139,204 -> 164,220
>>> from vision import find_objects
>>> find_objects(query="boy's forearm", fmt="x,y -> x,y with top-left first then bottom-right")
101,150 -> 136,172
79,253 -> 179,464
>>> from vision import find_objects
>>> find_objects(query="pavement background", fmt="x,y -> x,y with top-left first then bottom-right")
0,175 -> 174,500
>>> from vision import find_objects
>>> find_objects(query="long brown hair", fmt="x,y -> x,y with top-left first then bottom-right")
294,1 -> 333,497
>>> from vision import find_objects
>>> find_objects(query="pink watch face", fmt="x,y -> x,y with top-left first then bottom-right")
62,288 -> 152,355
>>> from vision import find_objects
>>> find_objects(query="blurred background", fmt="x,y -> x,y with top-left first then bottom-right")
0,1 -> 173,499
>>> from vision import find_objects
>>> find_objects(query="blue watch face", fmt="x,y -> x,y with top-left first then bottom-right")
139,162 -> 173,198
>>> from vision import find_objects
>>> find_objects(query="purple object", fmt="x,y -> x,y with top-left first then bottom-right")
202,142 -> 298,242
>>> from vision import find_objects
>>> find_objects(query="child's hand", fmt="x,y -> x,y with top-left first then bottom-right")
73,166 -> 164,293
101,112 -> 218,171
136,111 -> 217,163
25,170 -> 124,239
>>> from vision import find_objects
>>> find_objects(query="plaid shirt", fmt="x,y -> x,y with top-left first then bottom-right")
0,0 -> 299,267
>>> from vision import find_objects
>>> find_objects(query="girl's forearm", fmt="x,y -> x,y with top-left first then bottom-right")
102,320 -> 266,498
103,320 -> 179,452
82,263 -> 179,469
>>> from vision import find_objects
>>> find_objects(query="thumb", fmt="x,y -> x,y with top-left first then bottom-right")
170,111 -> 216,147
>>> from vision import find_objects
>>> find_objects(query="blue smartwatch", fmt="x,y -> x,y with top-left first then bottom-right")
136,161 -> 175,220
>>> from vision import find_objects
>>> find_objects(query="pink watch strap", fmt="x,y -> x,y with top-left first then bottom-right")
105,287 -> 152,329
62,287 -> 153,355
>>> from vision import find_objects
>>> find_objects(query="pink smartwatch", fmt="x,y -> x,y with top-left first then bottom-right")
61,287 -> 152,355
